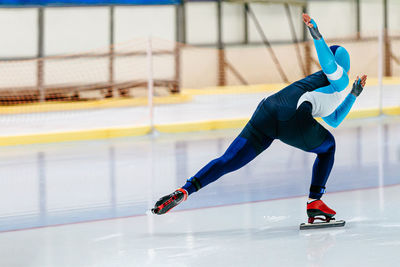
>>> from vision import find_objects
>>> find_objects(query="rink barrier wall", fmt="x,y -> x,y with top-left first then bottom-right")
0,84 -> 280,115
0,94 -> 192,115
184,77 -> 400,96
0,106 -> 399,146
183,83 -> 286,95
0,77 -> 398,115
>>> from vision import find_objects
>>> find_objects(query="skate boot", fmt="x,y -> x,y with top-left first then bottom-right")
151,188 -> 188,215
300,200 -> 345,230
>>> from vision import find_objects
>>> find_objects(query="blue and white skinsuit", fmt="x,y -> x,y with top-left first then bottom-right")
182,19 -> 357,200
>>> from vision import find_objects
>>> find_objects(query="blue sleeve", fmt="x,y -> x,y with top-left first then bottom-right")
322,93 -> 356,128
310,19 -> 349,92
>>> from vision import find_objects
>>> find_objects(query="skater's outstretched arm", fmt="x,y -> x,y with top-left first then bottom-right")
322,75 -> 367,128
303,14 -> 349,92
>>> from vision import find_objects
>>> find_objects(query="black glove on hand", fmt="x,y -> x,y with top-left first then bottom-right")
351,78 -> 364,97
308,19 -> 322,40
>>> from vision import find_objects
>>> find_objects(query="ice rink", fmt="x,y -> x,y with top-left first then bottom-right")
0,83 -> 399,136
0,115 -> 399,266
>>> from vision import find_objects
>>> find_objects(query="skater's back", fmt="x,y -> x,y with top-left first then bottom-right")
264,70 -> 330,121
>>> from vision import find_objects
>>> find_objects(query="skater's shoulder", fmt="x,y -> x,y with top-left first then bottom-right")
299,71 -> 328,84
292,70 -> 329,91
308,70 -> 329,80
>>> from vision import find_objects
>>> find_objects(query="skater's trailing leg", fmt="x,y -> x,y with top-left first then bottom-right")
152,124 -> 273,215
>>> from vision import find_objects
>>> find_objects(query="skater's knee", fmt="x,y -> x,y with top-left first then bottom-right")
311,132 -> 335,155
324,134 -> 335,154
324,133 -> 336,154
239,124 -> 271,155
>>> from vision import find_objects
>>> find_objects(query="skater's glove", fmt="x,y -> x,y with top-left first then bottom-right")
308,19 -> 322,40
350,78 -> 364,97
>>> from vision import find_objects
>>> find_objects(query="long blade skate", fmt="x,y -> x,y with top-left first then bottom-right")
151,188 -> 188,215
300,199 -> 345,230
300,218 -> 345,230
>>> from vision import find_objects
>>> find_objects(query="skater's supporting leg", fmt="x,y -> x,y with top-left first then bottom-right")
182,126 -> 274,195
308,131 -> 335,200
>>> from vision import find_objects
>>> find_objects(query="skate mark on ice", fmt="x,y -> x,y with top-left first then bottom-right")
262,215 -> 289,223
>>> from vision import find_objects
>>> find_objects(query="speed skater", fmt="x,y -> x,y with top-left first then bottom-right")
152,13 -> 367,229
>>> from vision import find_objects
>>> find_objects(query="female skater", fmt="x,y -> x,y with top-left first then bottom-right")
152,14 -> 367,225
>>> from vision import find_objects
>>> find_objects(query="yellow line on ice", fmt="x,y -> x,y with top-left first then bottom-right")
0,126 -> 151,146
156,118 -> 249,133
0,106 -> 398,146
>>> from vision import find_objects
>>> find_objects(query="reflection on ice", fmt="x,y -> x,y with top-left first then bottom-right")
1,185 -> 400,266
0,117 -> 399,235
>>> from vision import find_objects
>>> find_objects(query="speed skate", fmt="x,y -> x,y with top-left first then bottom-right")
300,218 -> 345,230
300,199 -> 345,230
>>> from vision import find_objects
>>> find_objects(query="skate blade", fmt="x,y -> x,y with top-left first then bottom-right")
299,220 -> 345,230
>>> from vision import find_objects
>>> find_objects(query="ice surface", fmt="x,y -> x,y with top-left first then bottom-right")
0,117 -> 399,266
